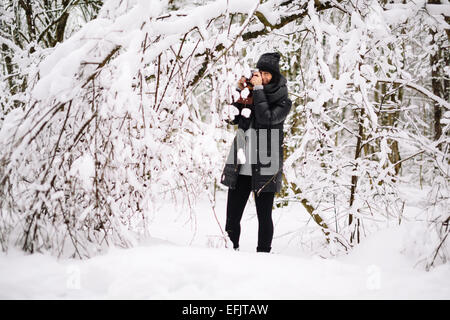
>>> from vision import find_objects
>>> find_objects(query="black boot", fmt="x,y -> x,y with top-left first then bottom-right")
256,246 -> 271,253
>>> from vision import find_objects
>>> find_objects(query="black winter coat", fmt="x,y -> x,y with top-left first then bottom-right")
220,75 -> 292,195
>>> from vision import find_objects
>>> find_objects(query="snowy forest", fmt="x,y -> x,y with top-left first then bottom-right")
0,0 -> 449,299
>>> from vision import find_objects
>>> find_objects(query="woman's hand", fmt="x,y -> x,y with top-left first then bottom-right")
250,71 -> 262,86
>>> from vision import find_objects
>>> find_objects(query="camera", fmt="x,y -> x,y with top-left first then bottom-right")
245,78 -> 254,91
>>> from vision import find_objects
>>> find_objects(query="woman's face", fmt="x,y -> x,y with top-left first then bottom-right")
261,71 -> 272,85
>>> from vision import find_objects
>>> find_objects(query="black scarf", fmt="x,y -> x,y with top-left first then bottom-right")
238,75 -> 288,130
263,75 -> 288,104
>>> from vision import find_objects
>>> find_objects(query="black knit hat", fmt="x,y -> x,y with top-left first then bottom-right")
256,52 -> 281,83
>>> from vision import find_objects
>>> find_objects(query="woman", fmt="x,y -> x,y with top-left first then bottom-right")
220,52 -> 292,253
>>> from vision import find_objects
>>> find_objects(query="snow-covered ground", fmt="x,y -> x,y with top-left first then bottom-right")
0,188 -> 449,299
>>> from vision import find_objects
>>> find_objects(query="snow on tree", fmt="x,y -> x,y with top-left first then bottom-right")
0,0 -> 448,268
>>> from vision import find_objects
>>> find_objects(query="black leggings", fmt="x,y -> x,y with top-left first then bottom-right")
225,174 -> 275,252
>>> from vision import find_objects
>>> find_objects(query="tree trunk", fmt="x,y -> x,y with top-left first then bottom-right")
428,0 -> 449,150
349,109 -> 364,244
